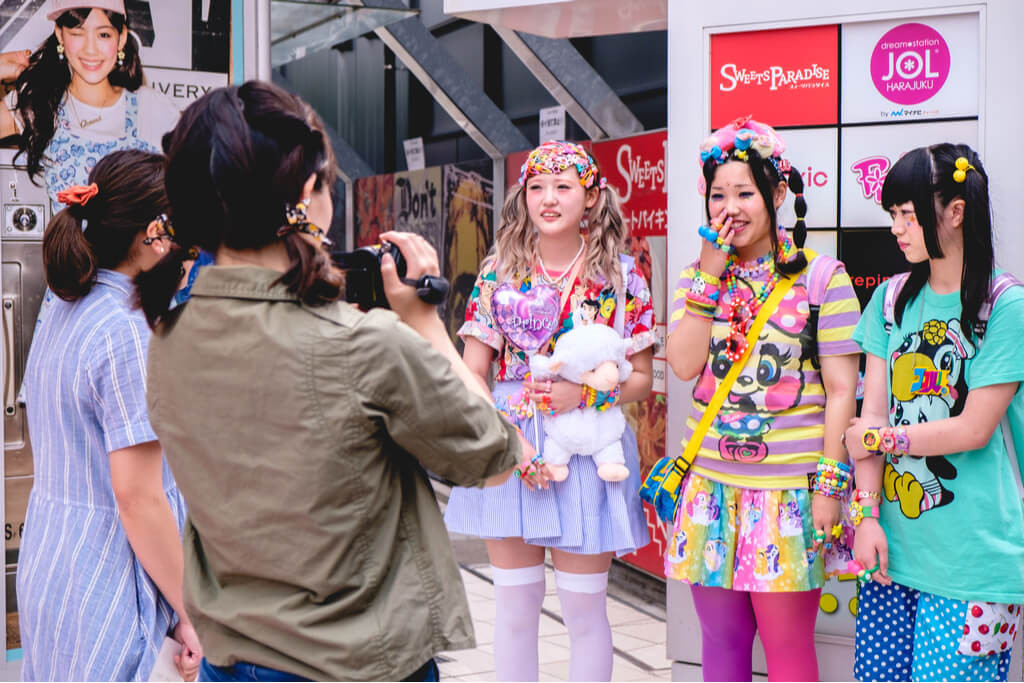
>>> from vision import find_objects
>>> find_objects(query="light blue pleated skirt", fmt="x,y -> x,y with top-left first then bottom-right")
444,381 -> 650,557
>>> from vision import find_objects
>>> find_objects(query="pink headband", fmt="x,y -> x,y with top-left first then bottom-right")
519,140 -> 606,190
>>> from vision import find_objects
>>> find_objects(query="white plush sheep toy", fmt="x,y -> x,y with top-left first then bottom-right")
529,322 -> 634,482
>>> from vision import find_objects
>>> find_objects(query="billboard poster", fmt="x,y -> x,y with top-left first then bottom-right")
710,25 -> 839,128
355,174 -> 395,248
592,131 -> 669,578
442,161 -> 494,347
840,14 -> 979,124
393,168 -> 445,259
840,119 -> 978,227
839,229 -> 911,309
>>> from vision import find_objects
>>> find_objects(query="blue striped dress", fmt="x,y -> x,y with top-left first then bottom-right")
19,269 -> 186,681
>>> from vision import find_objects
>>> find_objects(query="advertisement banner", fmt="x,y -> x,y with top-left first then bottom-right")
839,229 -> 910,310
840,119 -> 978,228
355,174 -> 396,248
393,167 -> 445,258
442,162 -> 494,347
710,25 -> 839,128
592,131 -> 667,237
840,14 -> 979,124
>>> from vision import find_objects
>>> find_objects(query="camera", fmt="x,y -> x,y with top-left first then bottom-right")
333,241 -> 449,311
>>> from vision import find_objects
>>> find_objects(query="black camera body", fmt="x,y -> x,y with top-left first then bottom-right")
333,241 -> 449,311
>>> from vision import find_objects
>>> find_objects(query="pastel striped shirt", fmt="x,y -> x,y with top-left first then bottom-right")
668,254 -> 861,489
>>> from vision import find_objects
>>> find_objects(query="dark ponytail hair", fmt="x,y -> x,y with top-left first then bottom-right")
43,149 -> 168,301
16,9 -> 144,181
137,80 -> 341,328
702,149 -> 808,275
881,143 -> 993,338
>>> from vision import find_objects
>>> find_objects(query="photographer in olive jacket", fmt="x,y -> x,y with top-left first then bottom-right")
136,81 -> 543,682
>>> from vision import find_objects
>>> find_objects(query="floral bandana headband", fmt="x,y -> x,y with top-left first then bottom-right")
519,140 -> 607,190
698,115 -> 792,179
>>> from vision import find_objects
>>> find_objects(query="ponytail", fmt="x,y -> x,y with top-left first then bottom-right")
134,245 -> 194,328
43,208 -> 96,301
277,232 -> 343,306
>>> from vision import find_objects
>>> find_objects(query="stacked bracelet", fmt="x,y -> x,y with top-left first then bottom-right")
854,488 -> 881,502
579,384 -> 621,411
880,426 -> 910,456
698,225 -> 734,254
812,457 -> 852,499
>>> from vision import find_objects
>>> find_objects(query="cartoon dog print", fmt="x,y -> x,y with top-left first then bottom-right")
885,318 -> 976,518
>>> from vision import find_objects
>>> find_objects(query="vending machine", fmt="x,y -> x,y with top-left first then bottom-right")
0,0 -> 239,665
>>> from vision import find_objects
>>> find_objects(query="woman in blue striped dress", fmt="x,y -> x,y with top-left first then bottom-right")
19,149 -> 201,681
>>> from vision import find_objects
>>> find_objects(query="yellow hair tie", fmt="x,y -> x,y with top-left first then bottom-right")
952,156 -> 975,183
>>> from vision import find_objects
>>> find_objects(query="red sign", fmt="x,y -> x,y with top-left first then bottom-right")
711,25 -> 839,128
591,131 -> 667,237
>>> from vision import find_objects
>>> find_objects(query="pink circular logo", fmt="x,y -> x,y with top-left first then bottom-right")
870,23 -> 950,105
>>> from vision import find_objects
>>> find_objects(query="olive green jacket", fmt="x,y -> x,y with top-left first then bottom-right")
147,266 -> 519,681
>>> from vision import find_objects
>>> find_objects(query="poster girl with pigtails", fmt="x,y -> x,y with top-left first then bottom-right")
445,141 -> 657,681
652,117 -> 862,681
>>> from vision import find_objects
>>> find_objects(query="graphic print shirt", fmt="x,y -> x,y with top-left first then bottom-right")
853,274 -> 1024,603
669,254 -> 861,490
459,255 -> 657,381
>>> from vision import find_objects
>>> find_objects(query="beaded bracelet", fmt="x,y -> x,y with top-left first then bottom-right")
812,457 -> 852,499
579,384 -> 620,411
686,291 -> 717,309
854,488 -> 881,502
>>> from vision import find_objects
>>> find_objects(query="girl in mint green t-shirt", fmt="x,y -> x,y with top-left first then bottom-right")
845,143 -> 1024,682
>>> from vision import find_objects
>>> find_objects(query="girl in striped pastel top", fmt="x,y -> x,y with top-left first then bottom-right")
664,117 -> 861,681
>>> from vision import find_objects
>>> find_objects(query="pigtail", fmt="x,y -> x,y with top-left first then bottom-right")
583,184 -> 626,291
787,167 -> 808,248
43,207 -> 97,301
134,245 -> 194,328
945,144 -> 992,338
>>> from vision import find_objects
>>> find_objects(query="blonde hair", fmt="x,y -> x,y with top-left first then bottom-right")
487,170 -> 627,291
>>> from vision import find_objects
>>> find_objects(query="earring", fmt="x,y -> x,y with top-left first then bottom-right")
285,198 -> 310,226
580,217 -> 589,230
56,44 -> 65,60
117,49 -> 125,66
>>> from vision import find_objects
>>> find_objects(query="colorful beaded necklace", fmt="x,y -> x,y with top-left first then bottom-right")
723,254 -> 780,362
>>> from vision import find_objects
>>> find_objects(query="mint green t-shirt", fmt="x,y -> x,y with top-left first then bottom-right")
853,274 -> 1024,604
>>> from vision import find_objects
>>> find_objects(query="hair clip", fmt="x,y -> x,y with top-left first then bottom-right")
953,156 -> 975,183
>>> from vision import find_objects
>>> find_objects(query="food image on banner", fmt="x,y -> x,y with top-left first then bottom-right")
840,119 -> 978,227
355,174 -> 395,247
710,25 -> 838,128
776,128 -> 838,229
840,14 -> 978,124
840,229 -> 910,309
442,162 -> 494,346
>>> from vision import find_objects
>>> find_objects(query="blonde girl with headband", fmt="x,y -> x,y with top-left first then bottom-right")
18,149 -> 200,681
660,117 -> 861,681
445,140 -> 657,682
845,144 -> 1024,682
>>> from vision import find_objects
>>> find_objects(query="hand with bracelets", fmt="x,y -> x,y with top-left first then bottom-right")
850,487 -> 891,586
810,457 -> 852,551
523,378 -> 581,416
696,209 -> 734,280
844,418 -> 911,461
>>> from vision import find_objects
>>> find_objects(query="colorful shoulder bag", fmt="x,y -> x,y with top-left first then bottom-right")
639,257 -> 810,524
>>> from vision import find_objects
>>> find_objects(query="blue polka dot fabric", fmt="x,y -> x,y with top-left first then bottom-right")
855,581 -> 1014,682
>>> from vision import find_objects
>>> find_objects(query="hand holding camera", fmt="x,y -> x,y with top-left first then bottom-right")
333,232 -> 449,314
377,231 -> 448,325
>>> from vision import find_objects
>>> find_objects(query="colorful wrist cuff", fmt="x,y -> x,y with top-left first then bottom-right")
849,499 -> 881,526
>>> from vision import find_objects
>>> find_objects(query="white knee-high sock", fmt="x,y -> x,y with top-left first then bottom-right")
555,569 -> 613,682
491,564 -> 546,682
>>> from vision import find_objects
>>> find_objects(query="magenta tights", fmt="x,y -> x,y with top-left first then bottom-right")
690,585 -> 821,682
